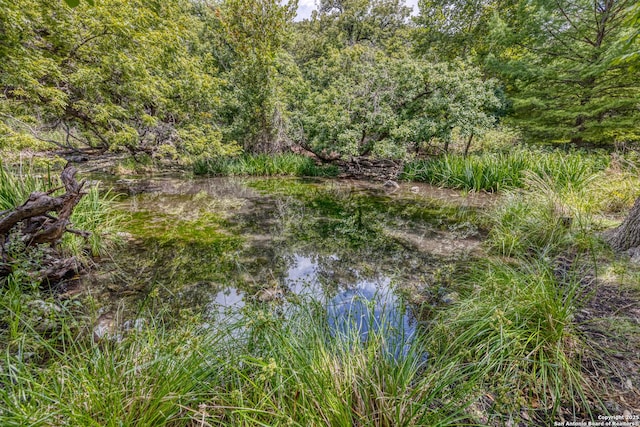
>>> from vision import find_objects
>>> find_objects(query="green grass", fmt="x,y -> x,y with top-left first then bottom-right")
0,268 -> 596,425
208,304 -> 471,426
193,153 -> 339,177
427,258 -> 593,423
0,162 -> 54,209
0,295 -> 476,426
0,314 -> 220,426
401,148 -> 609,192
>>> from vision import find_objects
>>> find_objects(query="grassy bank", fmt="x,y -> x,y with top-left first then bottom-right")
0,258 -> 609,425
401,148 -> 611,192
193,153 -> 339,177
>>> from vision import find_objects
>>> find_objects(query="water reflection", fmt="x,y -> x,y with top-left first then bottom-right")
209,287 -> 245,314
86,175 -> 488,351
327,279 -> 417,360
206,253 -> 418,360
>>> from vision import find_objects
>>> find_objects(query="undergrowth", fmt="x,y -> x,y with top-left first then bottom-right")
428,258 -> 594,423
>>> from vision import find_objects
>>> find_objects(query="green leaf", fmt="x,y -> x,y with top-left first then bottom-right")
64,0 -> 80,7
85,0 -> 95,5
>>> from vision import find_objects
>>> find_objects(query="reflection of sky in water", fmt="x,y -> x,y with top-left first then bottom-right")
327,279 -> 416,359
209,253 -> 417,360
286,254 -> 319,282
284,254 -> 322,295
211,253 -> 405,309
207,287 -> 245,320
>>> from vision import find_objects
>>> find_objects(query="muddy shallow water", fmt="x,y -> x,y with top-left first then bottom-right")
85,175 -> 494,334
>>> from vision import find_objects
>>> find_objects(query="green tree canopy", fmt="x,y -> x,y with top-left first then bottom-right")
486,0 -> 640,145
0,0 -> 236,158
214,0 -> 298,154
292,45 -> 500,158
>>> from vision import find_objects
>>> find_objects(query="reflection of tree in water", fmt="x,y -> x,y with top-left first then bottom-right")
93,177 -> 477,319
237,184 -> 446,299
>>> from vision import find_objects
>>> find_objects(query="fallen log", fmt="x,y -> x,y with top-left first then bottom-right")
0,164 -> 89,285
335,157 -> 403,181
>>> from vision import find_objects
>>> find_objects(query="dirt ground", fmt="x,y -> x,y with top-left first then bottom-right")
577,278 -> 640,415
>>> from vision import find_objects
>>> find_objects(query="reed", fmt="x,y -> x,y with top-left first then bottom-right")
193,153 -> 339,177
401,148 -> 609,192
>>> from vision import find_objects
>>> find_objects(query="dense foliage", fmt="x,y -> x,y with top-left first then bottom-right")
0,0 -> 240,158
0,0 -> 638,158
486,0 -> 640,145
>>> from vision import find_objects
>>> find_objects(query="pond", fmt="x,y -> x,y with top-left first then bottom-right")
85,175 -> 492,348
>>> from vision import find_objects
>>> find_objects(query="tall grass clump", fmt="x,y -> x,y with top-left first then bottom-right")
428,259 -> 593,422
402,150 -> 529,191
0,315 -> 226,427
401,148 -> 609,192
66,186 -> 121,257
0,297 -> 478,426
486,191 -> 575,257
0,162 -> 53,209
206,303 -> 473,426
193,153 -> 339,177
485,167 -> 608,258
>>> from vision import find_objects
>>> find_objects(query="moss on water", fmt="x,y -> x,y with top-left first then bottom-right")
115,208 -> 244,290
123,210 -> 238,245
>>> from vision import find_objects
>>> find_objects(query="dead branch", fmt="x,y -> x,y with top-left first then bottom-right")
0,164 -> 90,285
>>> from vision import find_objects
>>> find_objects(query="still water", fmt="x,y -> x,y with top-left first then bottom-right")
87,176 -> 491,348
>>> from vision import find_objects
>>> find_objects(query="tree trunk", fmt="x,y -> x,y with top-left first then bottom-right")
463,133 -> 474,158
605,196 -> 640,252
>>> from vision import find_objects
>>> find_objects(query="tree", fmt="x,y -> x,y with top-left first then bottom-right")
0,0 -> 235,158
294,0 -> 412,64
215,0 -> 298,154
415,0 -> 508,61
290,0 -> 501,159
486,0 -> 640,145
606,197 -> 640,253
293,46 -> 501,158
315,0 -> 412,47
617,2 -> 640,64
